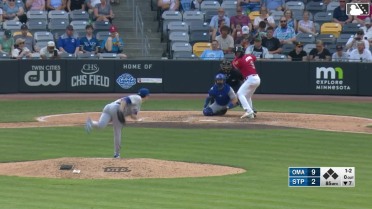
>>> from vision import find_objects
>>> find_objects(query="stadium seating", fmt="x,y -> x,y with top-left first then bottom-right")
296,33 -> 316,44
316,34 -> 336,44
320,22 -> 342,37
189,31 -> 210,45
285,1 -> 305,11
314,12 -> 333,25
193,42 -> 211,57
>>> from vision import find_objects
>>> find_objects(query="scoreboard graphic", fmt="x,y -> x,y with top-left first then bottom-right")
288,167 -> 355,187
346,3 -> 370,16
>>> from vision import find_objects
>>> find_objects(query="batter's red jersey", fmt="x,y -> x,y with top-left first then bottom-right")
232,54 -> 258,79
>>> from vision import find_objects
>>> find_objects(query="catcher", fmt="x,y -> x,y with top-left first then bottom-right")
203,74 -> 239,116
85,88 -> 150,158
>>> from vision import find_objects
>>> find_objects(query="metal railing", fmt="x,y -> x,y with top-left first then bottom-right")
130,0 -> 150,57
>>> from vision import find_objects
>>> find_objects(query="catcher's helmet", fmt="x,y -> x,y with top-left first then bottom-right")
220,60 -> 232,71
215,73 -> 226,81
138,88 -> 150,98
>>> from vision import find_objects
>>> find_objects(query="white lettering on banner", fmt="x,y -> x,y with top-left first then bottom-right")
25,70 -> 61,86
81,64 -> 99,74
71,64 -> 110,87
71,75 -> 87,87
144,64 -> 152,69
123,64 -> 142,69
88,75 -> 109,87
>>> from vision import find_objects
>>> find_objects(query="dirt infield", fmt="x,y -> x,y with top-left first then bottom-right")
1,93 -> 371,180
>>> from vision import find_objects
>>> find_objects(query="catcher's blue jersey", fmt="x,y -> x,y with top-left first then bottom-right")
208,84 -> 232,106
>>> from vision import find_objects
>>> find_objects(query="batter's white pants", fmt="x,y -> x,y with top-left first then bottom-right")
91,102 -> 124,155
237,75 -> 261,114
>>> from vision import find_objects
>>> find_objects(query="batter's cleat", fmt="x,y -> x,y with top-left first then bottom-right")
240,112 -> 255,119
85,118 -> 93,133
113,153 -> 120,159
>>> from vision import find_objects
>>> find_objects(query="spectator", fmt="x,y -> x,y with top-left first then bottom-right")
333,0 -> 352,26
309,40 -> 331,61
273,16 -> 296,45
12,38 -> 32,59
157,0 -> 180,12
179,0 -> 196,12
67,0 -> 85,12
79,24 -> 100,53
216,25 -> 234,54
46,0 -> 67,11
200,40 -> 224,60
26,0 -> 46,11
345,29 -> 370,53
240,37 -> 251,51
255,21 -> 267,39
297,10 -> 317,35
253,7 -> 275,30
191,0 -> 202,10
230,6 -> 251,32
288,42 -> 307,61
236,25 -> 253,45
86,0 -> 101,15
360,17 -> 372,43
13,24 -> 37,53
58,25 -> 81,55
3,0 -> 25,21
332,45 -> 349,62
262,0 -> 285,12
40,41 -> 61,59
245,37 -> 269,59
101,25 -> 127,59
0,30 -> 14,55
283,9 -> 297,32
348,41 -> 372,62
232,24 -> 244,44
94,0 -> 114,23
262,26 -> 281,54
237,0 -> 261,15
210,7 -> 230,40
352,0 -> 372,26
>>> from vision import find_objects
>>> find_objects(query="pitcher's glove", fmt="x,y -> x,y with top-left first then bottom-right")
117,109 -> 126,125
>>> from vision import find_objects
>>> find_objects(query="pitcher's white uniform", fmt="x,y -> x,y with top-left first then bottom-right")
233,53 -> 261,118
87,95 -> 143,157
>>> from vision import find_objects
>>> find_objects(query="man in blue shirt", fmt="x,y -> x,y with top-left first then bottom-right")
200,40 -> 224,60
58,25 -> 80,55
101,25 -> 127,59
273,17 -> 296,45
79,24 -> 100,54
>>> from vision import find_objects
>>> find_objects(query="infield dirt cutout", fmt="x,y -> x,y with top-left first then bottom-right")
0,111 -> 371,179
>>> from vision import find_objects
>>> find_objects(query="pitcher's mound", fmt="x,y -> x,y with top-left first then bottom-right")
0,158 -> 245,179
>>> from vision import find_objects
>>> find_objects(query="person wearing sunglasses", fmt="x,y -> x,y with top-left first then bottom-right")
12,38 -> 32,59
273,17 -> 296,45
288,42 -> 307,61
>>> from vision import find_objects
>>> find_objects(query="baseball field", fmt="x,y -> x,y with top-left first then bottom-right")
0,94 -> 371,209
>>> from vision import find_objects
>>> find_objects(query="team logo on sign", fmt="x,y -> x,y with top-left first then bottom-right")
116,73 -> 136,89
346,3 -> 370,16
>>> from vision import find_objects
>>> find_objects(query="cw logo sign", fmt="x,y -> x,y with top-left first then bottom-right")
316,67 -> 343,79
25,71 -> 61,86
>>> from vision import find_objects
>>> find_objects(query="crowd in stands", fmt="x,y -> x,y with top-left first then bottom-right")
159,0 -> 372,62
0,0 -> 127,59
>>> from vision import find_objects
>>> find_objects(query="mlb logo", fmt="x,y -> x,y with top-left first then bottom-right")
346,3 -> 370,16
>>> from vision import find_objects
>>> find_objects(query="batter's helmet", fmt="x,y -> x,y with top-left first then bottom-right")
138,88 -> 150,98
234,46 -> 244,54
203,107 -> 214,116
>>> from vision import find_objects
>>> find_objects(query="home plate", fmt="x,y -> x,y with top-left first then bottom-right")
199,119 -> 218,122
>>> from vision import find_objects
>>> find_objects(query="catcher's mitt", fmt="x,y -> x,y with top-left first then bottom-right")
117,109 -> 126,125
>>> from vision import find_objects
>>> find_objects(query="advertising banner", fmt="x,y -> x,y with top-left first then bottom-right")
114,60 -> 164,93
357,63 -> 372,96
19,60 -> 66,92
308,62 -> 358,95
0,61 -> 19,93
66,60 -> 115,92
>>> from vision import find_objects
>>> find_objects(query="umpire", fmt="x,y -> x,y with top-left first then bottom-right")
218,60 -> 244,93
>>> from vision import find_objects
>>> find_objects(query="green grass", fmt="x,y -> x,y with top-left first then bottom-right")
0,98 -> 371,209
